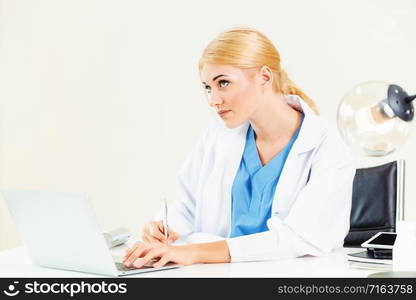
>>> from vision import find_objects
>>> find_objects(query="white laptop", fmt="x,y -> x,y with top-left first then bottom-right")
1,189 -> 180,276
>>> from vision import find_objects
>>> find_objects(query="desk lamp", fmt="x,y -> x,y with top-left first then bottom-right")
337,81 -> 416,277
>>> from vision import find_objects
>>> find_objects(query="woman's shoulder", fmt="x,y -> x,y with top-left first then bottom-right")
311,115 -> 355,165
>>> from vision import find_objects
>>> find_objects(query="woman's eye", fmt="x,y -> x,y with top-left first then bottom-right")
204,85 -> 211,93
219,80 -> 229,88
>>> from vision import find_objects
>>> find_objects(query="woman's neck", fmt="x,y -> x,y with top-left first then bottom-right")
249,93 -> 302,146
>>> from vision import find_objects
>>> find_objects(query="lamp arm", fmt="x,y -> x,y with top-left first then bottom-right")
405,94 -> 416,103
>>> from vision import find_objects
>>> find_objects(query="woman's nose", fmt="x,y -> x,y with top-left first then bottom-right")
208,91 -> 223,107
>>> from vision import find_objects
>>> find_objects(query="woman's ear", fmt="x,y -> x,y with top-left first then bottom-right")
258,65 -> 273,91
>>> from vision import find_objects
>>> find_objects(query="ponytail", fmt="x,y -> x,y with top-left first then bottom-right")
276,69 -> 319,115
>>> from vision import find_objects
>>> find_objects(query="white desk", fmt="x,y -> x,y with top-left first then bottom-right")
0,244 -> 385,278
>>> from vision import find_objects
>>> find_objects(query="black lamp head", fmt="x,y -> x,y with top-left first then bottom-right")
387,84 -> 415,122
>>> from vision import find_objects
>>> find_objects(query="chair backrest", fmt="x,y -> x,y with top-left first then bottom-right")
344,160 -> 405,247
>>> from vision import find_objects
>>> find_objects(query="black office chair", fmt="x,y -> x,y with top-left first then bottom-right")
344,160 -> 405,247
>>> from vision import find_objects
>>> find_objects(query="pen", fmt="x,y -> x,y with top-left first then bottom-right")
162,198 -> 168,241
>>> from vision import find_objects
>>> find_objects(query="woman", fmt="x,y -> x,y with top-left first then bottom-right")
123,27 -> 355,269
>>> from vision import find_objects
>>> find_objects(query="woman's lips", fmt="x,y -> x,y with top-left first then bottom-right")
218,110 -> 231,117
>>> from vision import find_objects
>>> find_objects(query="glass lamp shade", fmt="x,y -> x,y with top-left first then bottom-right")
337,81 -> 414,157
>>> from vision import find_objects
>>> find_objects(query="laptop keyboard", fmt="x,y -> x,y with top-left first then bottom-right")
115,262 -> 153,271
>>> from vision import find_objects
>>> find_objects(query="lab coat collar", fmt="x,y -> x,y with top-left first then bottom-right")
284,94 -> 324,155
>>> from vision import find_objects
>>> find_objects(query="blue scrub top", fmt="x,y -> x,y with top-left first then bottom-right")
230,113 -> 304,238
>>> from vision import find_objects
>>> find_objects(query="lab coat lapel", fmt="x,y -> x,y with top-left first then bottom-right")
202,121 -> 249,237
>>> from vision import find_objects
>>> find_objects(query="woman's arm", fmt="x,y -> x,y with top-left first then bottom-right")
192,240 -> 231,263
159,122 -> 217,238
123,240 -> 231,268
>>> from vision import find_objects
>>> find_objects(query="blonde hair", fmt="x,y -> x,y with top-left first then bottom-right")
198,27 -> 319,114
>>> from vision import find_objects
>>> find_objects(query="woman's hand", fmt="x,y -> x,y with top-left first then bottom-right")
122,241 -> 197,269
141,220 -> 179,244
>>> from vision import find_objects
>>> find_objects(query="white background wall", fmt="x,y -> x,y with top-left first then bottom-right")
1,0 -> 415,250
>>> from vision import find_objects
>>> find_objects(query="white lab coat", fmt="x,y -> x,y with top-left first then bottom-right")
165,94 -> 356,262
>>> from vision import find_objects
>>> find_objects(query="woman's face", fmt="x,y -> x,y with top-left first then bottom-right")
200,64 -> 264,128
